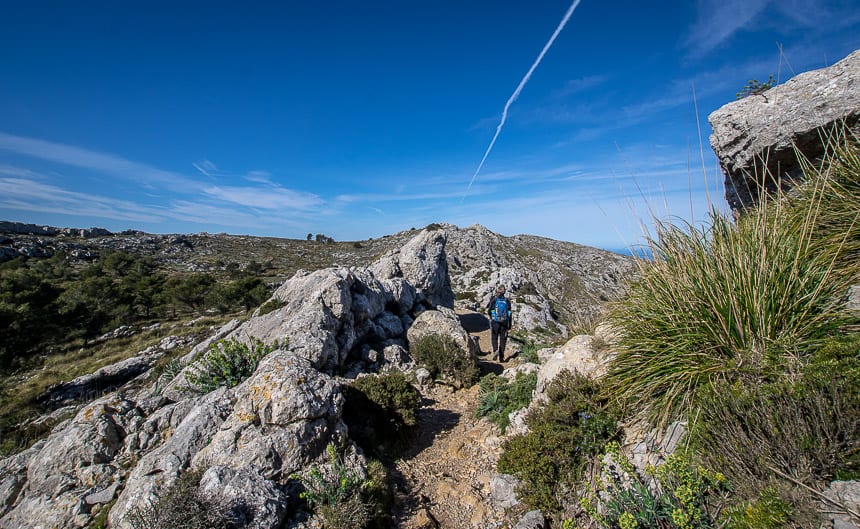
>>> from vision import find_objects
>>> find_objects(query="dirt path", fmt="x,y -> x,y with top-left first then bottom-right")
392,310 -> 521,529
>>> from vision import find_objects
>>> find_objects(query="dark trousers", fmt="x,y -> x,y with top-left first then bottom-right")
491,321 -> 509,360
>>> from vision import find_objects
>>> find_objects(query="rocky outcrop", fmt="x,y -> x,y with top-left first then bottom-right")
709,49 -> 860,213
443,224 -> 634,338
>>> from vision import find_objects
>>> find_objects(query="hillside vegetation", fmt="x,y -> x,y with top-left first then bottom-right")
497,131 -> 860,528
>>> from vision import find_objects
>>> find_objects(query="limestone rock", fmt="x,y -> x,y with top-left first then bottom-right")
199,465 -> 288,529
819,480 -> 860,529
370,228 -> 453,309
489,473 -> 521,509
109,388 -> 234,528
0,395 -> 142,529
515,510 -> 546,529
709,49 -> 860,212
535,334 -> 614,398
191,351 -> 344,480
407,307 -> 477,359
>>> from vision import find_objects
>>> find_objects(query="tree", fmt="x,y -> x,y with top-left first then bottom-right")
307,233 -> 313,241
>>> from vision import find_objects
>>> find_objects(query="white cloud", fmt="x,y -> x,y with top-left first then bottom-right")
0,177 -> 166,223
0,131 -> 203,192
203,184 -> 324,210
685,0 -> 772,58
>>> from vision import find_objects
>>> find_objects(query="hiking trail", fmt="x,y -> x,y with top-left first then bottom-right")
392,309 -> 523,529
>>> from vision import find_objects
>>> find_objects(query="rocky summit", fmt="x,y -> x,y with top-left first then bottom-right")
0,223 -> 634,529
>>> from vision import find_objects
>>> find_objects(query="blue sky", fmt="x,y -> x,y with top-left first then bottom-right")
1,1 -> 858,250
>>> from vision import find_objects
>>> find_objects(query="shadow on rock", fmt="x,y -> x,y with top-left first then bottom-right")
458,312 -> 490,333
478,360 -> 503,377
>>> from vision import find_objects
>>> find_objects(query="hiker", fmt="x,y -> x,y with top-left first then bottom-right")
487,285 -> 512,362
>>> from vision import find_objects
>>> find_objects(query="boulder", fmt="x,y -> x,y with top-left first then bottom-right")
535,335 -> 614,398
109,388 -> 234,528
709,49 -> 860,213
406,307 -> 477,359
0,396 -> 143,529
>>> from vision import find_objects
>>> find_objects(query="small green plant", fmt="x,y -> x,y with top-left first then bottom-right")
498,370 -> 619,514
723,487 -> 793,529
343,371 -> 421,454
736,75 -> 775,99
411,333 -> 478,387
257,298 -> 287,316
579,445 -> 730,529
293,443 -> 376,529
518,339 -> 540,363
186,338 -> 278,394
476,371 -> 537,433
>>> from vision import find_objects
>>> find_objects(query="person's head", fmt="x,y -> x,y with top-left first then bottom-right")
496,285 -> 506,295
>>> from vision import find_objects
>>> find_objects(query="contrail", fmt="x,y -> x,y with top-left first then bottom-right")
463,0 -> 583,201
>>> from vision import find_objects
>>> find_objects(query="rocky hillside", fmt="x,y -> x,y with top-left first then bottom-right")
0,221 -> 635,341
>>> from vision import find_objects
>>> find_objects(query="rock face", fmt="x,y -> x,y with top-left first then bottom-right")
709,49 -> 860,213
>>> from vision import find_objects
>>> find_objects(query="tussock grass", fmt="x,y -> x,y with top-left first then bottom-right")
605,132 -> 860,427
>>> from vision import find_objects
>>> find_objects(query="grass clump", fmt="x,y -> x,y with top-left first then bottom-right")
411,334 -> 478,387
343,371 -> 421,455
476,371 -> 537,433
498,370 -> 619,515
186,338 -> 278,394
605,157 -> 855,426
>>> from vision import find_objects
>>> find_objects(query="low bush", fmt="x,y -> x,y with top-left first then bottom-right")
411,334 -> 478,387
293,443 -> 383,529
497,370 -> 619,514
693,334 -> 860,509
343,371 -> 421,454
476,371 -> 537,433
577,445 -> 731,529
723,487 -> 794,529
186,338 -> 278,394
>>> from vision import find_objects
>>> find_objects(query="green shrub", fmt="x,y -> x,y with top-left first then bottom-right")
476,371 -> 537,433
577,445 -> 730,529
693,340 -> 860,493
518,339 -> 540,363
498,370 -> 619,514
186,338 -> 278,394
343,371 -> 421,454
723,487 -> 793,529
411,334 -> 478,387
293,444 -> 377,529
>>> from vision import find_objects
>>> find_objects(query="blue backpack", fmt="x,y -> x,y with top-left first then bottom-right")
493,296 -> 510,323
